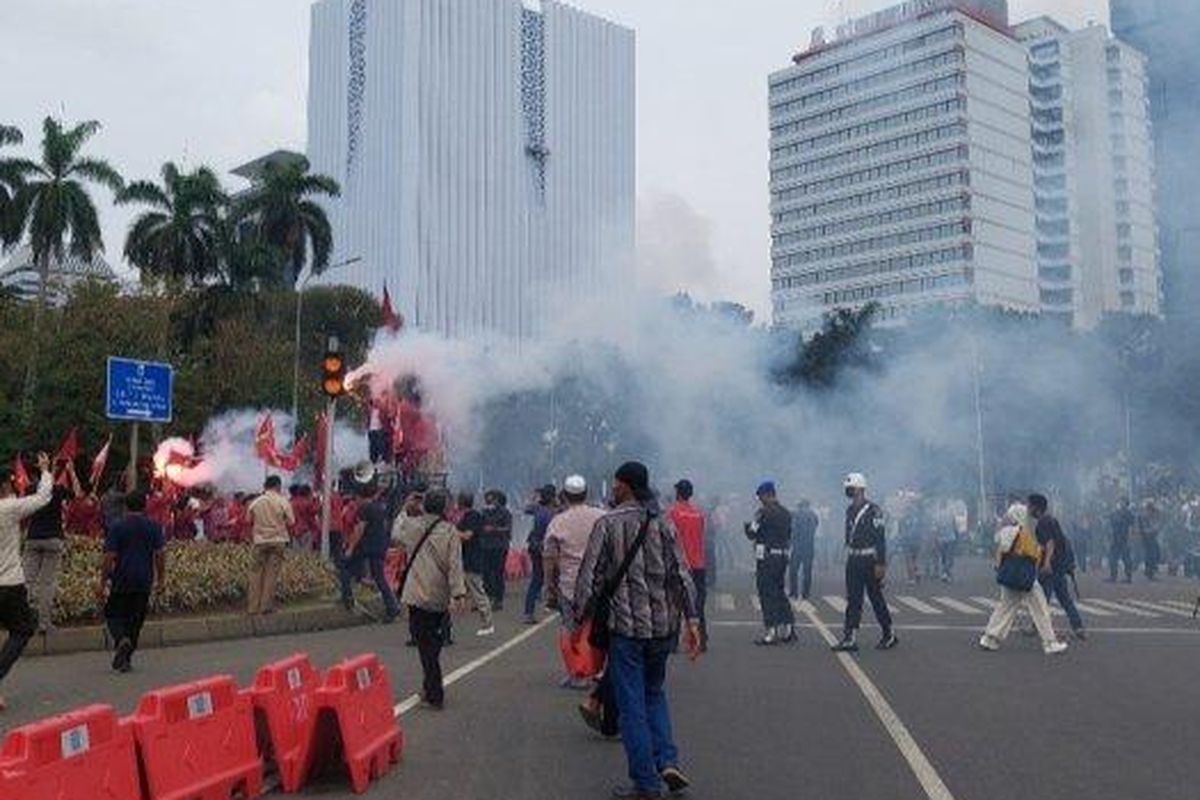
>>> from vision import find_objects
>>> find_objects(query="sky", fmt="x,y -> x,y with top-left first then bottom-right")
0,0 -> 1109,318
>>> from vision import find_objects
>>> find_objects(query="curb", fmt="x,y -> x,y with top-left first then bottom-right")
24,601 -> 379,658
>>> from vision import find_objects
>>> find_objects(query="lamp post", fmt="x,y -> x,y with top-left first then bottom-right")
291,256 -> 361,439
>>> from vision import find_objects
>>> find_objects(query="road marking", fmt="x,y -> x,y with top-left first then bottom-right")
393,616 -> 557,716
790,598 -> 817,614
716,593 -> 736,612
931,597 -> 984,615
798,604 -> 957,800
823,595 -> 847,613
1124,599 -> 1194,618
1072,601 -> 1115,617
750,595 -> 762,612
970,596 -> 998,609
710,620 -> 1200,635
1086,598 -> 1159,617
1163,600 -> 1196,612
896,596 -> 943,615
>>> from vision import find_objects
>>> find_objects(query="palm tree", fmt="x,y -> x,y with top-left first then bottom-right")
0,124 -> 24,245
5,117 -> 123,426
119,161 -> 225,286
237,156 -> 340,285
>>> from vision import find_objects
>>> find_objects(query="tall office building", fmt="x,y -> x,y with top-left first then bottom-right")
1111,0 -> 1200,320
769,0 -> 1037,330
306,0 -> 635,339
1014,18 -> 1160,328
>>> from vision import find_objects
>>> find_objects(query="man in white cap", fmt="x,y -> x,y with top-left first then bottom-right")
545,475 -> 606,634
833,473 -> 897,652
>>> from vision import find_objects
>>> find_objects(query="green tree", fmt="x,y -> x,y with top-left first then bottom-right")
0,123 -> 24,244
237,156 -> 340,285
119,162 -> 226,286
778,303 -> 880,389
5,117 -> 124,428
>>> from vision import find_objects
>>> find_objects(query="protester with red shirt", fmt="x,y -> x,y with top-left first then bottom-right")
669,479 -> 709,651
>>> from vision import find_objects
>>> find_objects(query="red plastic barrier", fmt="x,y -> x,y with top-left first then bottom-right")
246,654 -> 321,793
314,654 -> 402,794
0,704 -> 140,800
128,675 -> 263,800
505,548 -> 532,580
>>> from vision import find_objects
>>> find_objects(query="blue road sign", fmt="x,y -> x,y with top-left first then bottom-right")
106,357 -> 174,423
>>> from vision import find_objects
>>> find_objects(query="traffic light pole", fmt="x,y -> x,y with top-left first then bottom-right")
320,395 -> 336,561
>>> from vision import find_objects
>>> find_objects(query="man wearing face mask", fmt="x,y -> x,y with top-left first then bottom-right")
832,473 -> 897,653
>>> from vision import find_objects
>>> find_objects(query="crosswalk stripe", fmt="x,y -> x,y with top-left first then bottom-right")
790,598 -> 817,614
1072,601 -> 1115,617
932,597 -> 984,615
1124,599 -> 1194,618
1162,600 -> 1196,611
970,596 -> 998,609
750,596 -> 762,612
716,593 -> 736,612
1086,598 -> 1159,617
824,595 -> 848,613
896,596 -> 943,614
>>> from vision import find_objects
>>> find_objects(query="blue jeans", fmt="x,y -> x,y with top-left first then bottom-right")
609,635 -> 679,793
1040,571 -> 1083,631
523,548 -> 544,617
340,554 -> 400,619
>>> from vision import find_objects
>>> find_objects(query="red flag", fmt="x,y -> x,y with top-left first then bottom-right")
89,434 -> 113,491
275,434 -> 310,472
54,427 -> 79,464
381,283 -> 403,333
254,415 -> 277,464
11,454 -> 30,496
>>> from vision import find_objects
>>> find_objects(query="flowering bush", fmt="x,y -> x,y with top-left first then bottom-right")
53,536 -> 337,623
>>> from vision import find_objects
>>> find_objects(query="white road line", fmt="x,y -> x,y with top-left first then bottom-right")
750,595 -> 762,612
1072,601 -> 1115,617
716,593 -> 736,612
823,595 -> 848,613
790,598 -> 817,614
1086,598 -> 1159,617
1163,600 -> 1196,611
931,597 -> 984,615
710,621 -> 1200,635
1124,599 -> 1194,618
896,596 -> 944,615
970,596 -> 998,609
393,617 -> 556,716
798,605 -> 957,800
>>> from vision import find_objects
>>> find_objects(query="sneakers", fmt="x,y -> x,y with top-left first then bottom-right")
1072,627 -> 1088,641
112,638 -> 134,673
831,635 -> 859,653
876,632 -> 899,650
977,635 -> 1000,652
476,626 -> 496,637
578,701 -> 604,735
754,629 -> 779,646
1043,640 -> 1069,655
611,785 -> 664,799
661,766 -> 691,795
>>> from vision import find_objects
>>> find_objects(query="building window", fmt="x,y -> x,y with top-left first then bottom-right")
1119,268 -> 1134,284
345,0 -> 368,178
1031,40 -> 1060,60
521,8 -> 548,201
1120,291 -> 1135,308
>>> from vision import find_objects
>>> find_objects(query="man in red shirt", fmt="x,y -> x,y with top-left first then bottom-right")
669,479 -> 708,651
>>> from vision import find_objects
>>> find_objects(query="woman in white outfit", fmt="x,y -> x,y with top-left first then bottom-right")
978,503 -> 1067,655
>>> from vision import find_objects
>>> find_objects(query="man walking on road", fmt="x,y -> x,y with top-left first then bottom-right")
245,475 -> 294,616
394,490 -> 467,710
545,474 -> 606,686
1029,494 -> 1086,641
0,452 -> 52,710
455,491 -> 494,637
100,490 -> 165,672
523,484 -> 557,624
340,483 -> 400,623
832,473 -> 898,653
745,481 -> 795,646
479,490 -> 512,610
575,461 -> 702,800
1107,498 -> 1135,583
668,478 -> 708,651
789,498 -> 818,600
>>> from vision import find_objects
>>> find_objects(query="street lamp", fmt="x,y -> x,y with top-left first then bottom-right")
291,256 -> 362,439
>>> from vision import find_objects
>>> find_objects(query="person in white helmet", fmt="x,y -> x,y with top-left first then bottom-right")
832,473 -> 898,652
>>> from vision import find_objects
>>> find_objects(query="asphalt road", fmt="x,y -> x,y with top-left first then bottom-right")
3,558 -> 1198,800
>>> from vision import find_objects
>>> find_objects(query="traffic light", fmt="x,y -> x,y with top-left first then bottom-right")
321,337 -> 346,398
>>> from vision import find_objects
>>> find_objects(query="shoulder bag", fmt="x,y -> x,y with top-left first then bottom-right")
996,526 -> 1038,592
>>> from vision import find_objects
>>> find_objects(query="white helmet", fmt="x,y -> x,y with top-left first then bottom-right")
843,472 -> 868,491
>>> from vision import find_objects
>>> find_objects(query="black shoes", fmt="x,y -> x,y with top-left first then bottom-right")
661,766 -> 691,795
876,632 -> 899,650
831,635 -> 858,653
112,638 -> 133,673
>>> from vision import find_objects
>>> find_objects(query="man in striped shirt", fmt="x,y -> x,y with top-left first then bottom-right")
574,461 -> 702,800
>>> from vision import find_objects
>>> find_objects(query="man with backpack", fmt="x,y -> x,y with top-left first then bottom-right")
1029,493 -> 1086,641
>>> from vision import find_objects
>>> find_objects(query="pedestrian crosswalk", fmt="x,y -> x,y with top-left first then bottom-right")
708,591 -> 1199,623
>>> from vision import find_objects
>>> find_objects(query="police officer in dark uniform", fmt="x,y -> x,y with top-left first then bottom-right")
832,473 -> 898,652
745,481 -> 795,645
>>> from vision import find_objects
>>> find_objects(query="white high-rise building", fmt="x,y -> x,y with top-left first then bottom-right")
307,0 -> 635,339
1014,18 -> 1160,328
769,0 -> 1037,330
